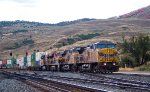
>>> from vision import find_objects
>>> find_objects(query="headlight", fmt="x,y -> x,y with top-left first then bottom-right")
113,63 -> 116,65
103,63 -> 107,66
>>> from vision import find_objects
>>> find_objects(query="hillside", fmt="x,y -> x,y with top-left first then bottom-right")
0,18 -> 150,59
119,5 -> 150,19
0,18 -> 96,58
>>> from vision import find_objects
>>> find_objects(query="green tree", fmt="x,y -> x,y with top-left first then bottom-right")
122,34 -> 150,66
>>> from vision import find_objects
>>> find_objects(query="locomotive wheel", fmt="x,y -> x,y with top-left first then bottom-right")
71,65 -> 77,72
93,65 -> 99,73
108,71 -> 113,74
78,66 -> 83,73
46,66 -> 49,71
41,66 -> 46,71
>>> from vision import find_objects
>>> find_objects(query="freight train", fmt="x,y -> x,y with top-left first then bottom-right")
29,41 -> 119,73
0,41 -> 119,73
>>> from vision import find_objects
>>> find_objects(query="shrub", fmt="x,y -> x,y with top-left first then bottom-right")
4,39 -> 34,50
75,33 -> 100,40
13,29 -> 28,34
120,55 -> 137,68
137,63 -> 150,71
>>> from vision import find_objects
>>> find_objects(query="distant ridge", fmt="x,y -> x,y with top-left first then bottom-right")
53,18 -> 96,26
0,18 -> 96,27
119,5 -> 150,19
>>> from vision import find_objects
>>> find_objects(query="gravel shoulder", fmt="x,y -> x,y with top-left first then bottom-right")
116,70 -> 150,75
0,73 -> 41,92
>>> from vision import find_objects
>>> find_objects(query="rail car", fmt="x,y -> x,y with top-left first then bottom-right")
36,41 -> 119,73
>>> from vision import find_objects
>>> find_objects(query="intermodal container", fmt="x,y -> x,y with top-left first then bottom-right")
0,61 -> 2,68
27,55 -> 31,67
7,60 -> 12,68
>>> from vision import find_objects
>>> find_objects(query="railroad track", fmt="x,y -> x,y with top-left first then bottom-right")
81,73 -> 150,91
113,72 -> 150,77
1,70 -> 107,92
34,73 -> 150,92
2,70 -> 150,92
82,73 -> 150,85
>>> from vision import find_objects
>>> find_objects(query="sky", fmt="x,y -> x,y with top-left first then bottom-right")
0,0 -> 150,23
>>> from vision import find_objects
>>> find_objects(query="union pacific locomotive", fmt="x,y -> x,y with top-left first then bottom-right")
30,41 -> 119,73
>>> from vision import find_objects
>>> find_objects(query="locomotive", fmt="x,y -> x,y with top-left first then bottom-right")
38,41 -> 119,73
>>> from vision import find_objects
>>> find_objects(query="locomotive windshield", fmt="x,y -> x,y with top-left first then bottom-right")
107,44 -> 116,48
96,43 -> 116,49
96,44 -> 106,48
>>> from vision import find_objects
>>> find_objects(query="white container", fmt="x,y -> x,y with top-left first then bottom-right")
36,52 -> 45,66
0,61 -> 2,65
27,55 -> 31,67
17,57 -> 24,68
7,60 -> 12,64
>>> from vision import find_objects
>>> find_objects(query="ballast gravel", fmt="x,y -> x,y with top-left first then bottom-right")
36,71 -> 150,92
0,79 -> 41,92
1,70 -> 150,92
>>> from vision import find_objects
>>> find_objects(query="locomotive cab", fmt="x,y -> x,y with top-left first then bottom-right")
96,42 -> 119,73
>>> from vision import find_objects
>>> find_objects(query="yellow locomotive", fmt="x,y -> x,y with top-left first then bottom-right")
41,41 -> 119,73
82,41 -> 119,73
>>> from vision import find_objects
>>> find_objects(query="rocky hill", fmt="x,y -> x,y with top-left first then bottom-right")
119,5 -> 150,19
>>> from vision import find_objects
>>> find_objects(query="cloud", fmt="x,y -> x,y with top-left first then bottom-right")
0,0 -> 36,3
11,0 -> 35,3
0,0 -> 37,5
0,0 -> 38,7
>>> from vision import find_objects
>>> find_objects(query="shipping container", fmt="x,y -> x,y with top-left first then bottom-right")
2,59 -> 7,64
0,61 -> 2,65
27,55 -> 31,67
36,52 -> 45,66
11,57 -> 17,65
7,60 -> 12,64
24,56 -> 27,67
7,60 -> 12,68
1,60 -> 7,68
31,52 -> 36,66
17,57 -> 24,68
0,61 -> 2,69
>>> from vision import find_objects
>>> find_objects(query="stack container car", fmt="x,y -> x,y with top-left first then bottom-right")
35,52 -> 46,70
28,51 -> 46,70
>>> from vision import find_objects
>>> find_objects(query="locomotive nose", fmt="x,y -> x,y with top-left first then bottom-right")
98,48 -> 117,62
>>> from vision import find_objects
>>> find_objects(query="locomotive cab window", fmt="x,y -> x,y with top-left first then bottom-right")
90,45 -> 94,49
107,44 -> 116,48
96,44 -> 106,49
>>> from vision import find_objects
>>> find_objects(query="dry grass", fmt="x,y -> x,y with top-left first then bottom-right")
135,62 -> 150,71
119,68 -> 135,71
